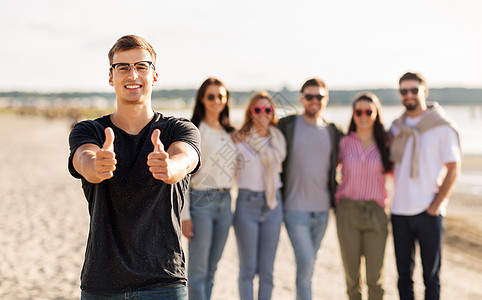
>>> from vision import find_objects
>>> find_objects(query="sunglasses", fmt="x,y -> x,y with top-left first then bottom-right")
302,94 -> 325,101
399,88 -> 419,95
206,94 -> 226,101
250,105 -> 273,115
354,109 -> 374,117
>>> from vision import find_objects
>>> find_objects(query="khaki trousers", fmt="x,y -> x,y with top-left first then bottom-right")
336,198 -> 388,300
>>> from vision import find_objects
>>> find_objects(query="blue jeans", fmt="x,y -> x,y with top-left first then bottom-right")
187,188 -> 232,300
391,212 -> 445,300
233,189 -> 283,300
284,210 -> 330,300
81,284 -> 187,299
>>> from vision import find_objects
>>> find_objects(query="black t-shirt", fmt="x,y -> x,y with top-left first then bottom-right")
68,112 -> 201,293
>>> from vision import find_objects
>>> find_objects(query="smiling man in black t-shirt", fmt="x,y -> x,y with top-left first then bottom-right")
68,35 -> 200,299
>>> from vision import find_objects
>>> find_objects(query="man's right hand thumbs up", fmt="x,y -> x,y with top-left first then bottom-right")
95,127 -> 117,180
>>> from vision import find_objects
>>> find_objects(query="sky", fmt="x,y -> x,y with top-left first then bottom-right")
1,0 -> 482,92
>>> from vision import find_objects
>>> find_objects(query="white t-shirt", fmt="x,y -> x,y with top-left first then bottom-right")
235,139 -> 282,192
390,119 -> 461,216
182,122 -> 237,221
190,122 -> 236,190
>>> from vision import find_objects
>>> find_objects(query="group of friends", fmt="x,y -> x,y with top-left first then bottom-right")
68,35 -> 461,300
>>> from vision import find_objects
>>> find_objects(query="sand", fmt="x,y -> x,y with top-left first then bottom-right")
0,114 -> 480,299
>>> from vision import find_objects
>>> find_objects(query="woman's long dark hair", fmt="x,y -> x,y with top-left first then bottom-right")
191,77 -> 234,133
348,93 -> 393,173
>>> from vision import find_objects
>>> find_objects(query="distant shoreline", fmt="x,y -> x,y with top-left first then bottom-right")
1,87 -> 482,107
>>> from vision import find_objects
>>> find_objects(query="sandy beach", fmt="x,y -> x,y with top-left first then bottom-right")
0,114 -> 481,300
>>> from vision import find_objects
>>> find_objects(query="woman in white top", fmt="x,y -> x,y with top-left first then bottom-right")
182,77 -> 237,300
233,91 -> 286,300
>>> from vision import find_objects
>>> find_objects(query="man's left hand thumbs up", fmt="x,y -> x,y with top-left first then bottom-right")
147,129 -> 171,181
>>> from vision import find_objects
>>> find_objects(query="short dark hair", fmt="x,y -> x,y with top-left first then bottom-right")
300,78 -> 327,94
399,72 -> 426,86
108,35 -> 157,65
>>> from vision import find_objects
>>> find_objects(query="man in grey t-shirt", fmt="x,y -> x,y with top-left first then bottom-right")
278,78 -> 343,300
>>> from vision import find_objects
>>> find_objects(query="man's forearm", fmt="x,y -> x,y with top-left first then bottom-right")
428,162 -> 460,214
74,149 -> 102,183
163,152 -> 198,184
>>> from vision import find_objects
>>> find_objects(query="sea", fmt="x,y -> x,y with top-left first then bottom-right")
162,104 -> 482,197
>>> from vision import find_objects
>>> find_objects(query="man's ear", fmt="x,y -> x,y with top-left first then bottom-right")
424,86 -> 429,98
109,72 -> 114,86
322,95 -> 329,110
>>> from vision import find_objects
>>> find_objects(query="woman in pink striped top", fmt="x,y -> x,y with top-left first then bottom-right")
335,93 -> 393,300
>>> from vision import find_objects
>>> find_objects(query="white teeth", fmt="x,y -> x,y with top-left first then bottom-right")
126,85 -> 141,89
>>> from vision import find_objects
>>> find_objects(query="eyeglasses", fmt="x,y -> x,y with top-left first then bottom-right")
206,94 -> 226,101
110,61 -> 155,75
302,93 -> 325,101
399,88 -> 419,95
354,109 -> 373,117
250,105 -> 273,115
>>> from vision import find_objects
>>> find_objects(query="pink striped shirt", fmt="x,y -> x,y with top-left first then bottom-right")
335,132 -> 388,208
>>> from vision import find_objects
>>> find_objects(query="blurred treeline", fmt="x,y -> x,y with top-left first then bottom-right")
1,87 -> 480,107
1,87 -> 480,124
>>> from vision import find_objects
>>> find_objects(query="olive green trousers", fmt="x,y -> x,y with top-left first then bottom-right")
336,198 -> 388,300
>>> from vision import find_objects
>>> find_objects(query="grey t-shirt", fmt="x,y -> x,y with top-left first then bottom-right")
284,115 -> 332,212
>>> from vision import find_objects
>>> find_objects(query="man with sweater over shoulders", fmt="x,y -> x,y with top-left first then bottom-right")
68,35 -> 201,299
390,71 -> 461,300
278,78 -> 343,300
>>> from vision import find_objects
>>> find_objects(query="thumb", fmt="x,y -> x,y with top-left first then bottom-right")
103,127 -> 115,151
151,129 -> 164,152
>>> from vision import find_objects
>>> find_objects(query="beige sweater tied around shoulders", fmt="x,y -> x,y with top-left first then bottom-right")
245,126 -> 287,209
390,102 -> 461,178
